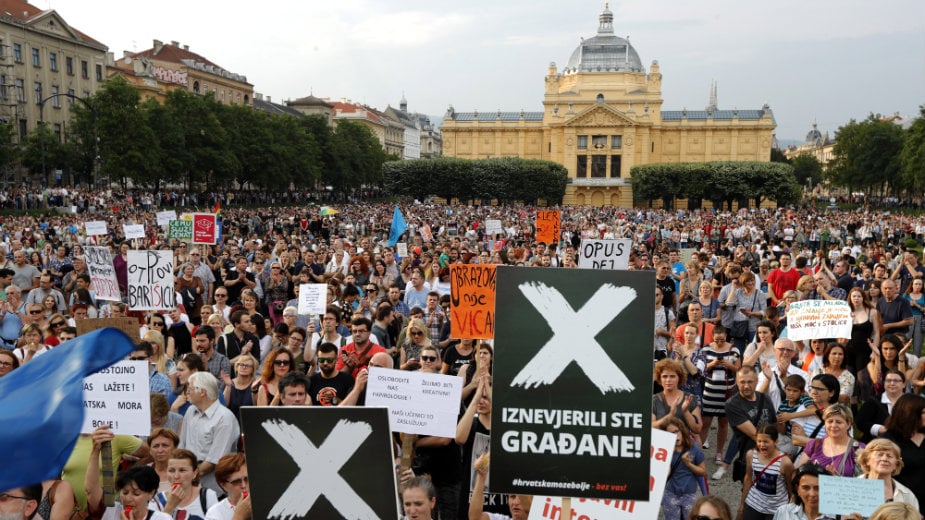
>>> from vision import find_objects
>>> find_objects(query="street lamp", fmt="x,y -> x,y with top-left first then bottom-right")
38,92 -> 98,187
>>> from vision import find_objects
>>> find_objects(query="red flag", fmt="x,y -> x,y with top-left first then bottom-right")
213,200 -> 221,215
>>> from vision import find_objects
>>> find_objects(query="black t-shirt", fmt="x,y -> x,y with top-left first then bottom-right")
308,372 -> 355,406
459,418 -> 507,518
725,391 -> 776,453
442,345 -> 474,376
656,276 -> 676,308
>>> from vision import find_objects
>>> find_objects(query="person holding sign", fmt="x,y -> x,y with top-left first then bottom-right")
771,464 -> 831,520
855,439 -> 920,510
468,453 -> 532,520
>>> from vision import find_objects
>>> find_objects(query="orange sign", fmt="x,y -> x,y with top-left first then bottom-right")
450,264 -> 496,339
535,210 -> 561,245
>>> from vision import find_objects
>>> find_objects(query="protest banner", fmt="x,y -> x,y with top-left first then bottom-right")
192,213 -> 218,244
84,246 -> 121,302
122,224 -> 145,240
85,221 -> 107,236
81,360 -> 150,436
127,250 -> 174,311
240,407 -> 397,519
155,210 -> 177,227
297,283 -> 327,316
535,210 -> 561,245
491,267 -> 655,499
786,300 -> 852,341
420,224 -> 433,242
528,428 -> 675,520
819,475 -> 883,517
450,264 -> 496,339
485,219 -> 503,235
365,367 -> 463,437
76,318 -> 141,341
168,220 -> 192,240
578,239 -> 632,270
396,242 -> 408,258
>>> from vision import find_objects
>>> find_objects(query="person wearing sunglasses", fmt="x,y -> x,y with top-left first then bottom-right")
256,348 -> 294,406
399,318 -> 431,372
418,346 -> 442,374
308,342 -> 355,406
41,312 -> 68,347
687,495 -> 733,520
207,453 -> 250,520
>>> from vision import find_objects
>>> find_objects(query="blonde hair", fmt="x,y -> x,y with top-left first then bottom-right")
143,329 -> 169,375
857,438 -> 903,476
869,502 -> 919,520
405,317 -> 430,344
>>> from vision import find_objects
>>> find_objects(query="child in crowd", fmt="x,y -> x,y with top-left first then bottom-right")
660,417 -> 706,520
775,374 -> 816,459
740,424 -> 793,520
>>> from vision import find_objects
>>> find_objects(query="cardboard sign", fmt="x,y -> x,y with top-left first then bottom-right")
396,243 -> 408,258
819,475 -> 883,517
85,221 -> 108,236
485,219 -> 503,235
365,367 -> 463,437
491,267 -> 655,499
420,225 -> 433,242
81,360 -> 150,436
240,407 -> 398,519
127,250 -> 174,311
156,210 -> 177,227
76,318 -> 141,341
192,213 -> 217,244
297,284 -> 327,316
535,210 -> 561,245
528,429 -> 675,520
168,220 -> 192,240
579,239 -> 632,270
450,264 -> 496,339
122,224 -> 145,240
786,300 -> 852,341
84,246 -> 121,302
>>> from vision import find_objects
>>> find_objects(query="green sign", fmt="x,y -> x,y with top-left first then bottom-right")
168,220 -> 192,240
490,266 -> 654,499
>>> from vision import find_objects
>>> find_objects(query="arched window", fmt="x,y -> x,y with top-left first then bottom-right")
596,93 -> 604,104
193,81 -> 200,94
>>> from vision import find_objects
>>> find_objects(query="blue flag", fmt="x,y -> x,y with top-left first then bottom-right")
0,328 -> 135,490
388,206 -> 407,247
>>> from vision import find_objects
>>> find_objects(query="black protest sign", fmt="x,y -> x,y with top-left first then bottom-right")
241,406 -> 398,519
490,267 -> 655,499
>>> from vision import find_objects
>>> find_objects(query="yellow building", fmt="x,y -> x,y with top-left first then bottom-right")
441,4 -> 776,207
108,39 -> 253,106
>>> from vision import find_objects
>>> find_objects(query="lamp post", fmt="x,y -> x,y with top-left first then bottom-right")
38,92 -> 98,188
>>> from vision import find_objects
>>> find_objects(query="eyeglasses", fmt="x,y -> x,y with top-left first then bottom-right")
226,476 -> 249,486
51,321 -> 65,327
28,309 -> 42,315
421,355 -> 438,362
318,357 -> 336,364
129,355 -> 148,361
274,360 -> 291,366
0,493 -> 29,502
694,516 -> 722,520
151,322 -> 164,327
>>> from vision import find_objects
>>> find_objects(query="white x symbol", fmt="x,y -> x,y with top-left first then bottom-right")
511,282 -> 636,394
262,418 -> 378,519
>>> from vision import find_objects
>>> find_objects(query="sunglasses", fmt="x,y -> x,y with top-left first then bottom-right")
318,357 -> 336,364
694,516 -> 722,520
411,331 -> 424,336
274,360 -> 291,366
51,321 -> 65,327
421,355 -> 438,362
129,355 -> 148,361
28,310 -> 42,315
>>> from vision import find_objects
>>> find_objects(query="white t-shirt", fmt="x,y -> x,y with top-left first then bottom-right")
205,498 -> 235,520
102,505 -> 172,520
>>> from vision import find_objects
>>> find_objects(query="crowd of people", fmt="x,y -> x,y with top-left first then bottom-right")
2,194 -> 925,519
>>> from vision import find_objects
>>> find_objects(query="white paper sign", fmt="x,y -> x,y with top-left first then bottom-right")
485,219 -> 503,235
123,224 -> 145,240
578,239 -> 633,270
81,360 -> 150,436
127,250 -> 174,311
85,221 -> 108,236
297,283 -> 327,315
528,428 -> 674,520
366,367 -> 463,437
156,210 -> 178,227
786,300 -> 853,341
84,246 -> 121,302
396,243 -> 408,258
819,474 -> 884,517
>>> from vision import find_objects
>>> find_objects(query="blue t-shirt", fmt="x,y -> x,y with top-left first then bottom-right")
665,444 -> 704,495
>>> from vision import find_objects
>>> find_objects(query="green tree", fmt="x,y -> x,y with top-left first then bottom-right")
829,115 -> 904,195
20,124 -> 67,185
901,106 -> 925,193
163,90 -> 234,190
790,153 -> 824,189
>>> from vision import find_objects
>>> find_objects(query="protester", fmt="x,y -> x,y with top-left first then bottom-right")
771,464 -> 831,520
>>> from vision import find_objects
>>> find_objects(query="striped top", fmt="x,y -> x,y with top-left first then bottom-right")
744,450 -> 789,513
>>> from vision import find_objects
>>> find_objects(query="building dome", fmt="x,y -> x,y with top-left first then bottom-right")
564,3 -> 644,74
805,123 -> 823,146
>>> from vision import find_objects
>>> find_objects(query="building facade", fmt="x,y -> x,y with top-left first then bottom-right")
783,123 -> 835,166
287,94 -> 334,125
108,39 -> 252,106
330,99 -> 405,157
440,5 -> 776,207
0,0 -> 108,145
384,96 -> 421,159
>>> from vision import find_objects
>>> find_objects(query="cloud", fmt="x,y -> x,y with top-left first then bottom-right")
348,11 -> 474,48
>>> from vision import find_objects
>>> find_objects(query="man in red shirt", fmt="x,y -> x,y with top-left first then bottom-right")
766,252 -> 801,306
335,316 -> 386,379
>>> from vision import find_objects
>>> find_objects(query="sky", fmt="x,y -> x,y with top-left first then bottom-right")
46,0 -> 925,142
